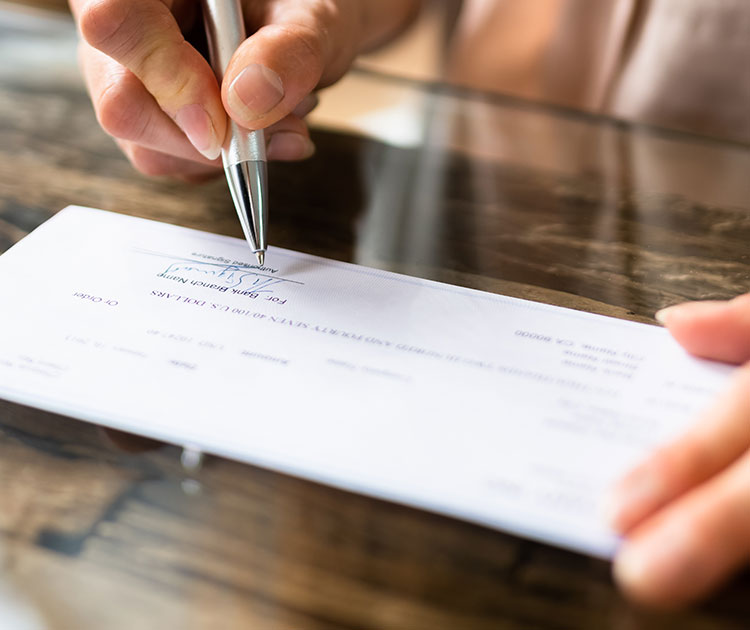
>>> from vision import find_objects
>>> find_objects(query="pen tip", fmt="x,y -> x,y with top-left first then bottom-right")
256,251 -> 265,266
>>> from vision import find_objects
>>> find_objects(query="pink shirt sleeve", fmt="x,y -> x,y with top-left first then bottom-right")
445,0 -> 750,142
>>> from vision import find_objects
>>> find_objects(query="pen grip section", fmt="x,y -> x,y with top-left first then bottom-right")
223,120 -> 266,164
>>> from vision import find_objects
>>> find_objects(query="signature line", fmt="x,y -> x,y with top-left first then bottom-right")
132,248 -> 305,285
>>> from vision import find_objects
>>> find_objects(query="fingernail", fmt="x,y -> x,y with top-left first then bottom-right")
228,64 -> 284,122
267,132 -> 315,161
614,528 -> 690,596
614,540 -> 666,600
614,541 -> 651,589
175,104 -> 221,160
655,306 -> 677,325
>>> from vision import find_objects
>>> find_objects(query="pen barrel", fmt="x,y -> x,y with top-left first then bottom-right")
202,0 -> 245,81
202,0 -> 266,165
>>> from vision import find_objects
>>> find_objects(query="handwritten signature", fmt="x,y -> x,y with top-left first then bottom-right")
162,261 -> 285,292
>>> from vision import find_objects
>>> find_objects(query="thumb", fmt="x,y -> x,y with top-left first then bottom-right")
222,9 -> 361,130
656,293 -> 750,364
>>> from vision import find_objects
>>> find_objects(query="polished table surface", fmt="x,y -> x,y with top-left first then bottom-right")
1,5 -> 750,629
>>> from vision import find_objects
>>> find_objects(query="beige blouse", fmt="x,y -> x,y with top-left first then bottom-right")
445,0 -> 750,143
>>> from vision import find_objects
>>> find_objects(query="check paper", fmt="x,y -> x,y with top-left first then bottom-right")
0,206 -> 734,557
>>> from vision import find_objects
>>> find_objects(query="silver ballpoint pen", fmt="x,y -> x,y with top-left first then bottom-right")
202,0 -> 268,266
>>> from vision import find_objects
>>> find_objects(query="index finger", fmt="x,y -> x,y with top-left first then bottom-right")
656,294 -> 750,364
607,365 -> 750,533
71,0 -> 226,159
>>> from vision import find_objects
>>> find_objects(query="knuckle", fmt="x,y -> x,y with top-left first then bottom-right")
136,42 -> 204,108
290,23 -> 325,60
80,0 -> 175,72
282,7 -> 357,83
96,76 -> 146,140
168,60 -> 194,101
79,0 -> 131,52
275,23 -> 326,77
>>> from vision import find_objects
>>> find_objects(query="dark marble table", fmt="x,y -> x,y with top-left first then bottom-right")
1,5 -> 749,629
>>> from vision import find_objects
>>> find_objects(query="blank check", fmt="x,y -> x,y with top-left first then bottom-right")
0,206 -> 735,557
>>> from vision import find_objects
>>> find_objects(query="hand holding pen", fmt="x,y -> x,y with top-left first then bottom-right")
68,0 -> 417,179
